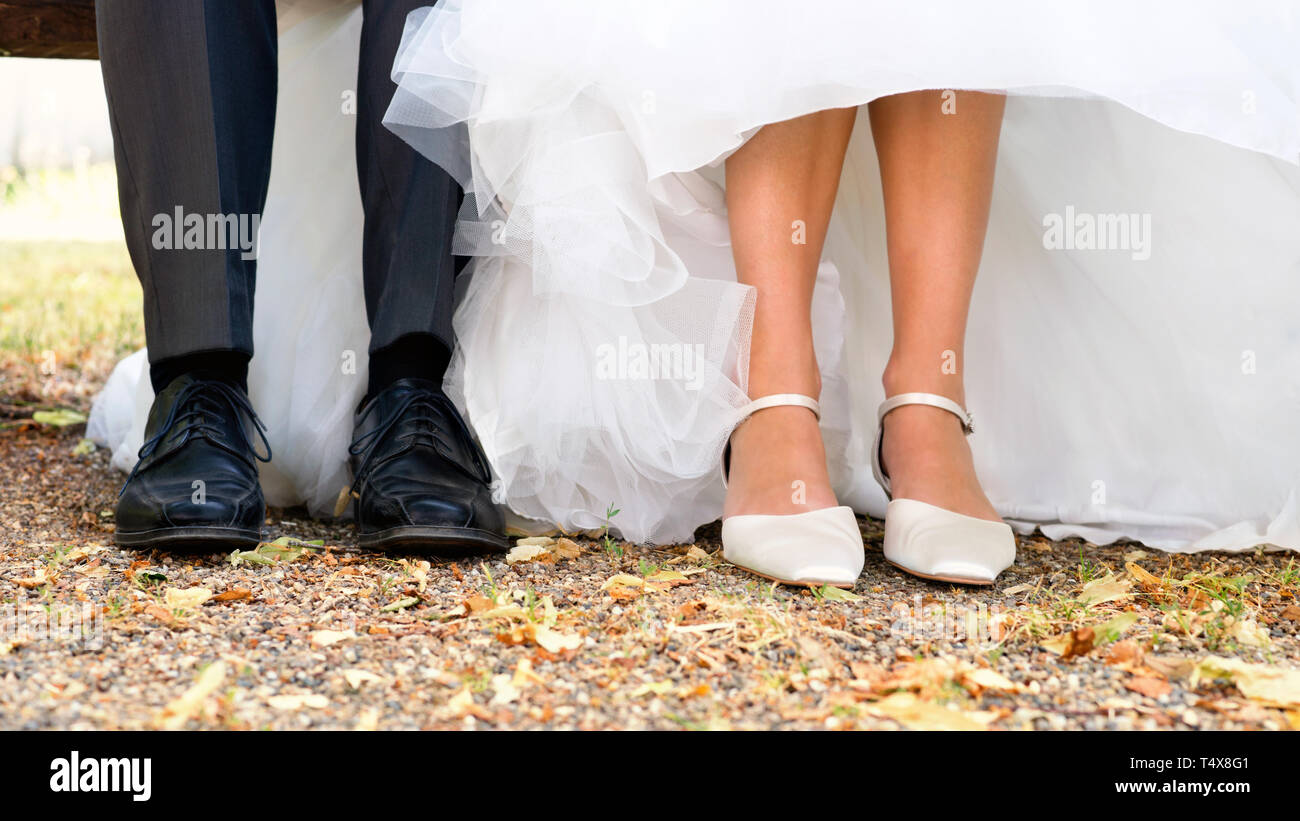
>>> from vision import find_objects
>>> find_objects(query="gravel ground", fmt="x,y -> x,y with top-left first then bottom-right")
2,421 -> 1298,731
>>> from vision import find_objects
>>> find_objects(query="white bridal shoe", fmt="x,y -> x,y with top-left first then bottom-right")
871,393 -> 1016,586
720,394 -> 864,588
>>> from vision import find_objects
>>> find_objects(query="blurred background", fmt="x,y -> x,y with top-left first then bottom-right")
0,55 -> 141,415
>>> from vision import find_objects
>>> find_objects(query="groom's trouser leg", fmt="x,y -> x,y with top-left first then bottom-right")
357,0 -> 462,362
96,0 -> 278,378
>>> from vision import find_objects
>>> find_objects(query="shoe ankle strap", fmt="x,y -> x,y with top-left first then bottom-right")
722,394 -> 820,488
877,392 -> 973,434
737,393 -> 821,424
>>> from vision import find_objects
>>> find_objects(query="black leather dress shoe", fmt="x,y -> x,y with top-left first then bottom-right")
349,378 -> 506,552
114,373 -> 270,550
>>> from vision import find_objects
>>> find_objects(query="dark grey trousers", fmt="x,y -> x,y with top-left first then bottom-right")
96,0 -> 460,363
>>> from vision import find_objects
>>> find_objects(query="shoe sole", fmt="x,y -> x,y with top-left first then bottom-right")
358,525 -> 509,554
885,559 -> 996,587
114,526 -> 263,551
727,561 -> 856,589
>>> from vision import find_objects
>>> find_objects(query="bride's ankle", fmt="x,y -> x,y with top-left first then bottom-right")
882,357 -> 966,406
724,407 -> 837,515
746,345 -> 821,400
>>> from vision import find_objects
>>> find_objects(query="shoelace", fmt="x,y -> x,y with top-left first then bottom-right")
348,388 -> 489,496
120,380 -> 271,495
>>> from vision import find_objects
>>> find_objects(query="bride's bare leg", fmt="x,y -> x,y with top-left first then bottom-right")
723,108 -> 857,518
869,90 -> 1005,522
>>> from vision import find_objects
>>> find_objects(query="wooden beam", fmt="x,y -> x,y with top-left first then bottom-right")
0,0 -> 97,59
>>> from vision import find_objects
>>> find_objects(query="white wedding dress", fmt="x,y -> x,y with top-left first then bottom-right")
90,0 -> 1300,554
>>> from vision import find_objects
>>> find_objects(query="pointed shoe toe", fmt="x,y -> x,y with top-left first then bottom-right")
722,506 -> 864,587
882,498 -> 1015,585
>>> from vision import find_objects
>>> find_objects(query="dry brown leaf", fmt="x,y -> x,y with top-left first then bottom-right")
1042,627 -> 1095,660
447,686 -> 494,721
511,657 -> 545,689
849,661 -> 884,683
553,538 -> 582,559
464,595 -> 496,613
143,603 -> 175,625
1125,676 -> 1172,699
1182,588 -> 1212,611
16,568 -> 48,589
400,559 -> 431,592
332,484 -> 353,518
879,658 -> 967,697
1145,655 -> 1198,680
1105,639 -> 1145,669
1280,605 -> 1300,621
212,588 -> 252,603
1125,561 -> 1167,593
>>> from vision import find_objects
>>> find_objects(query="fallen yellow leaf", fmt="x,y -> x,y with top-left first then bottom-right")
1192,656 -> 1300,707
962,668 -> 1021,694
156,661 -> 227,730
865,692 -> 985,731
531,624 -> 581,654
489,673 -> 520,706
310,629 -> 356,648
1078,575 -> 1131,606
630,681 -> 674,698
506,544 -> 548,565
268,694 -> 329,710
1228,618 -> 1270,648
163,587 -> 213,610
341,669 -> 387,689
355,707 -> 380,731
602,574 -> 645,590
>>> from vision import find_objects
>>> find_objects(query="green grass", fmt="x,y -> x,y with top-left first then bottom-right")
0,240 -> 141,401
